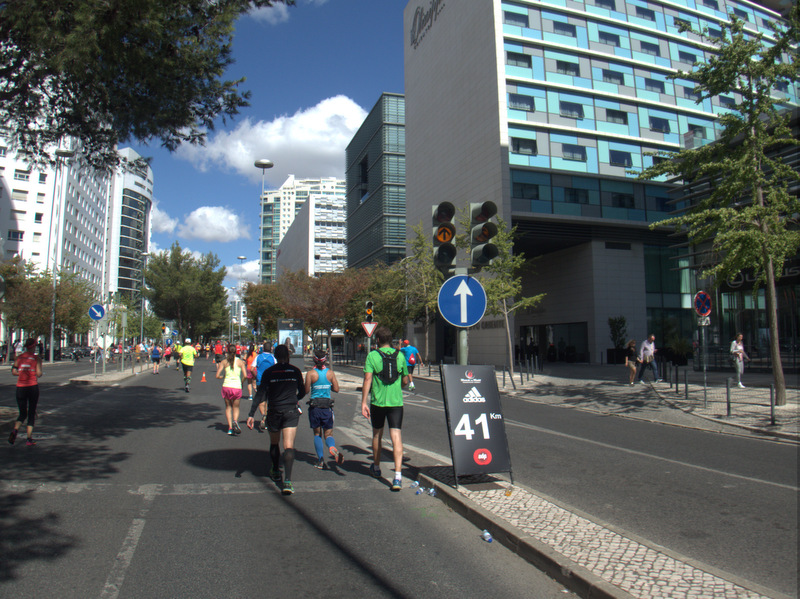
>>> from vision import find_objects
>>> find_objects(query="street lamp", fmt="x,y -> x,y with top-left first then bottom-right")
139,252 -> 149,344
229,286 -> 236,342
236,256 -> 246,341
49,146 -> 76,363
254,159 -> 274,198
254,160 -> 273,285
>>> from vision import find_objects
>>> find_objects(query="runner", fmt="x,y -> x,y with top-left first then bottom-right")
177,338 -> 198,392
304,350 -> 344,469
151,342 -> 162,374
216,343 -> 246,435
361,327 -> 409,491
164,343 -> 172,367
400,340 -> 424,392
246,344 -> 305,495
214,339 -> 224,364
244,344 -> 257,400
9,339 -> 43,446
252,342 -> 275,431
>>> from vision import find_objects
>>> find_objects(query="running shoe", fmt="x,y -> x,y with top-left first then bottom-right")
8,429 -> 17,445
26,439 -> 36,446
282,481 -> 294,495
315,459 -> 324,470
232,421 -> 241,435
227,428 -> 235,436
269,468 -> 282,482
369,463 -> 382,478
391,477 -> 402,491
330,446 -> 344,465
184,384 -> 189,393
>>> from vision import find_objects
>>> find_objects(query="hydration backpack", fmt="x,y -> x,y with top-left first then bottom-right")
372,349 -> 400,385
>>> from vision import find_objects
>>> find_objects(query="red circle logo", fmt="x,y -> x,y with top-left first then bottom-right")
473,448 -> 492,465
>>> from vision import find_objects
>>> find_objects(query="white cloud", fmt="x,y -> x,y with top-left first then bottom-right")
176,95 -> 367,185
250,4 -> 290,25
227,259 -> 261,285
150,199 -> 178,234
177,206 -> 251,242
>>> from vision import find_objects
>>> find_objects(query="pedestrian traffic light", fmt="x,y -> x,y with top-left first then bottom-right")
432,201 -> 457,275
365,300 -> 374,323
469,201 -> 498,270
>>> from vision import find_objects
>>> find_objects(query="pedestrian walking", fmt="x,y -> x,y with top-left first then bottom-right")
304,350 -> 343,469
8,339 -> 43,446
399,339 -> 424,392
729,333 -> 750,388
637,333 -> 661,384
151,343 -> 162,374
624,339 -> 639,385
246,344 -> 305,495
361,327 -> 409,491
216,343 -> 247,435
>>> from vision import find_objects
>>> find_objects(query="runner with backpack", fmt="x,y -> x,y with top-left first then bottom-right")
400,340 -> 424,392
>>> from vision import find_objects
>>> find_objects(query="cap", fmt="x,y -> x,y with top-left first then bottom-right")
403,340 -> 410,345
185,338 -> 191,343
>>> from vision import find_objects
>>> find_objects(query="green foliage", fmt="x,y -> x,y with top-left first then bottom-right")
608,316 -> 628,349
0,0 -> 294,172
242,282 -> 285,339
145,242 -> 229,340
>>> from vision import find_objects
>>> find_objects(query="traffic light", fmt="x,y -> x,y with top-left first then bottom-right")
469,201 -> 499,270
432,201 -> 457,274
365,300 -> 374,323
161,323 -> 167,335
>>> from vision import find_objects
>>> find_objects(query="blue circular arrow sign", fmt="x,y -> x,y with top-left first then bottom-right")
88,304 -> 105,320
438,275 -> 487,328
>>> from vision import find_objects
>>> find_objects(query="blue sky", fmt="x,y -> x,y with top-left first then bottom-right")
130,0 -> 406,290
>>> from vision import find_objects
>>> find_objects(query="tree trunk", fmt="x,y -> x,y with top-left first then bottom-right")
503,298 -> 514,378
764,257 -> 786,405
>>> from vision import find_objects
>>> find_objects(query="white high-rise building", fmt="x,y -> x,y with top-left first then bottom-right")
259,175 -> 346,283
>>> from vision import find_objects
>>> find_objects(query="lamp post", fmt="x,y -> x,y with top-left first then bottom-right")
139,252 -> 149,344
236,256 -> 246,340
254,160 -> 273,284
49,146 -> 76,363
229,286 -> 236,342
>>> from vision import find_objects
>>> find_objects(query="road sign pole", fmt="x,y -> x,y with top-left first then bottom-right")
456,268 -> 469,365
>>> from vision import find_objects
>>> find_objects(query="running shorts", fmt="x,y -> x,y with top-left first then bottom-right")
266,407 -> 301,432
308,406 -> 334,430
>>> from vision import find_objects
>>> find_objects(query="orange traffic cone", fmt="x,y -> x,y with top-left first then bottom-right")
201,372 -> 207,383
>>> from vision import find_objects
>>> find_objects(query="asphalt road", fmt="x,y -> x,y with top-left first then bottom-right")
0,361 -> 574,599
369,370 -> 798,598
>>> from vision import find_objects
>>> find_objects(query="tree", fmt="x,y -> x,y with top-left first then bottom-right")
480,219 -> 545,376
0,0 -> 294,172
638,8 -> 800,404
242,282 -> 285,341
145,243 -> 229,340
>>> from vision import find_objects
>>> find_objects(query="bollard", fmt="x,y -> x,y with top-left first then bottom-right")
675,365 -> 680,395
502,367 -> 506,387
519,367 -> 524,387
685,370 -> 689,401
770,384 -> 776,426
726,378 -> 731,417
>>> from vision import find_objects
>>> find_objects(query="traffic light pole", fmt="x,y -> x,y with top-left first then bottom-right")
455,268 -> 469,366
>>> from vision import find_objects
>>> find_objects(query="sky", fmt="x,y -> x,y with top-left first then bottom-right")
130,0 -> 407,292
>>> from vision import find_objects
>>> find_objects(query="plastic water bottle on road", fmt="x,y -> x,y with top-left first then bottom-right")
481,530 -> 493,543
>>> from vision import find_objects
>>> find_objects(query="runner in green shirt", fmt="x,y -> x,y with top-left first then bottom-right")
361,326 -> 409,491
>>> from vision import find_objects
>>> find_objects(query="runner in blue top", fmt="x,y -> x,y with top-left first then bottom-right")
151,343 -> 162,374
252,342 -> 275,431
304,350 -> 343,469
400,340 -> 424,392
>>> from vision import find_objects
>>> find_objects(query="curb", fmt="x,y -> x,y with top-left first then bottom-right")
418,472 -> 635,599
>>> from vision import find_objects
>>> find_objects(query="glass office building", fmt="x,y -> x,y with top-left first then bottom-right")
346,93 -> 406,268
403,0 -> 796,364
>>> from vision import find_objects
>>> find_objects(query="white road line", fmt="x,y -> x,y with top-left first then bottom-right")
99,517 -> 145,599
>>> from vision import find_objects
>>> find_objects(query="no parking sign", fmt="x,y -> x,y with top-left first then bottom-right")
441,365 -> 513,484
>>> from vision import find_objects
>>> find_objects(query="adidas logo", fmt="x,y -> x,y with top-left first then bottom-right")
462,387 -> 486,403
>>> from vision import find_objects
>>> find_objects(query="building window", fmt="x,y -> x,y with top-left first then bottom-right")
553,21 -> 577,37
611,193 -> 635,208
707,27 -> 722,38
674,17 -> 691,29
565,188 -> 589,203
507,52 -> 532,68
562,144 -> 587,161
7,230 -> 23,241
504,11 -> 529,27
636,6 -> 656,20
649,116 -> 671,133
683,86 -> 700,100
595,0 -> 615,9
559,101 -> 584,118
688,124 -> 706,138
599,31 -> 620,46
509,93 -> 535,111
719,95 -> 736,107
609,150 -> 633,167
775,81 -> 789,93
511,138 -> 538,155
640,41 -> 660,56
34,212 -> 43,223
644,78 -> 665,93
732,7 -> 748,20
607,109 -> 628,124
14,169 -> 30,181
678,50 -> 697,64
556,60 -> 580,76
602,69 -> 624,85
0,146 -> 6,157
703,0 -> 719,9
513,183 -> 540,200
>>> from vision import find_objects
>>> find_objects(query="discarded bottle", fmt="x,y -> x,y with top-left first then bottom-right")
505,487 -> 512,497
415,488 -> 423,495
427,487 -> 437,497
410,480 -> 420,489
481,529 -> 493,543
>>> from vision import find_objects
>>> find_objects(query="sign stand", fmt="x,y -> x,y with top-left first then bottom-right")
440,364 -> 513,488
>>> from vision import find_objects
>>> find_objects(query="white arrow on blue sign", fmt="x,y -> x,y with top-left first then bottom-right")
88,304 -> 105,321
438,275 -> 487,328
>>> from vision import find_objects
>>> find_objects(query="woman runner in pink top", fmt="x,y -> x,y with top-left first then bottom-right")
9,338 -> 43,446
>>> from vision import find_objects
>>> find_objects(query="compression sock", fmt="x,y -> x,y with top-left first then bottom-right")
314,435 -> 325,460
269,444 -> 280,471
325,436 -> 336,451
283,448 -> 295,481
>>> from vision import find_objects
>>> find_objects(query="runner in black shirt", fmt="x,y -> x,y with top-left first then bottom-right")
247,344 -> 305,495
